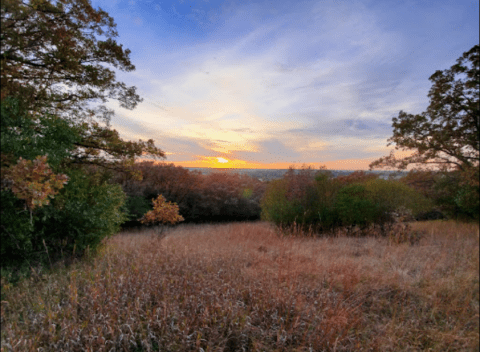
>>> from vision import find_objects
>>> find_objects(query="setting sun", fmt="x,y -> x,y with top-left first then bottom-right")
217,157 -> 229,163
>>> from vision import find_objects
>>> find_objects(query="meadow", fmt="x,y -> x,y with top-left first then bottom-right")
1,220 -> 479,351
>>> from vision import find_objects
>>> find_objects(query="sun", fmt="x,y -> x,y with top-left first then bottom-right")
217,157 -> 229,163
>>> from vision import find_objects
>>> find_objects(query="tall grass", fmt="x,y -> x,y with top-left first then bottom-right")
1,220 -> 478,351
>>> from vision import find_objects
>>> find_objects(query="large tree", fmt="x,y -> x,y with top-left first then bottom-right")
370,45 -> 479,219
1,0 -> 165,170
1,0 -> 139,119
370,45 -> 479,172
0,0 -> 165,275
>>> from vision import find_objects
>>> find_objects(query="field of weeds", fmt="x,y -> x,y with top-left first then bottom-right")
1,220 -> 479,351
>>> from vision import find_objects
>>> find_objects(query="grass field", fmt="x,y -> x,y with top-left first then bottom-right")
1,220 -> 479,351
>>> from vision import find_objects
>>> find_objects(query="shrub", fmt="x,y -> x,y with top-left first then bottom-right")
123,195 -> 152,227
363,178 -> 433,219
261,167 -> 435,236
260,178 -> 302,225
1,169 -> 127,278
139,195 -> 184,234
400,170 -> 479,220
334,183 -> 381,229
261,167 -> 341,232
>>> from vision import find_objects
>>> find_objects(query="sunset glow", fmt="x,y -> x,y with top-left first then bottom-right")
94,0 -> 478,170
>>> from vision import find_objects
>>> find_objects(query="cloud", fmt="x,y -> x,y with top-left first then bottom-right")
287,118 -> 393,139
93,0 -> 478,168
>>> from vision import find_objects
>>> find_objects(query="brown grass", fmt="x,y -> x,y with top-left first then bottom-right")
1,220 -> 479,351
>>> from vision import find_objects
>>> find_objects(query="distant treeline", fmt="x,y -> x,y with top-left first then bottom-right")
116,162 -> 266,226
184,167 -> 408,182
117,162 -> 477,230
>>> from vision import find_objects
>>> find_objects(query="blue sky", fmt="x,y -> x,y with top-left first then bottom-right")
92,0 -> 478,169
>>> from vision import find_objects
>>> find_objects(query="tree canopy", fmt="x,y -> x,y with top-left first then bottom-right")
1,0 -> 139,120
370,45 -> 479,173
0,0 -> 165,275
1,0 -> 165,171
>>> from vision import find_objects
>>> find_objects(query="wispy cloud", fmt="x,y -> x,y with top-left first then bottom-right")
92,0 -> 479,168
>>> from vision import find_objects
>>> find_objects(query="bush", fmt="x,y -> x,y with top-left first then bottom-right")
363,179 -> 433,219
123,195 -> 153,228
261,167 -> 341,232
260,167 -> 435,236
139,195 -> 184,234
260,178 -> 302,225
334,183 -> 381,228
1,169 -> 127,277
400,170 -> 479,221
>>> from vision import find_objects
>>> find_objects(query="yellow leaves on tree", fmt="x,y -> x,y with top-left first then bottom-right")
3,156 -> 69,210
139,195 -> 184,226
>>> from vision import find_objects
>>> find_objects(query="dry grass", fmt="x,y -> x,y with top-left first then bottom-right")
1,220 -> 479,351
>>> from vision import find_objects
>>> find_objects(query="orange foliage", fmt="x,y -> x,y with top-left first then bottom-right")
117,162 -> 266,223
139,195 -> 184,226
3,156 -> 68,210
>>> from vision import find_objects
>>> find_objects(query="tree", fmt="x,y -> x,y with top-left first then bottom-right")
0,0 -> 165,171
0,0 -> 165,275
139,195 -> 184,234
2,0 -> 138,120
370,45 -> 479,220
370,45 -> 479,172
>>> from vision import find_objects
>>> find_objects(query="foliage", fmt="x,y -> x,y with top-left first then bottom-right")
1,169 -> 127,273
0,97 -> 80,168
116,162 -> 266,224
334,183 -> 380,228
261,166 -> 434,235
1,1 -> 166,274
400,169 -> 479,220
335,170 -> 379,185
370,45 -> 479,220
139,195 -> 184,232
370,45 -> 479,172
124,195 -> 152,224
1,0 -> 139,121
312,172 -> 342,231
261,166 -> 341,232
194,172 -> 265,222
0,190 -> 34,274
3,156 -> 68,211
1,0 -> 165,173
363,178 -> 433,218
260,178 -> 300,225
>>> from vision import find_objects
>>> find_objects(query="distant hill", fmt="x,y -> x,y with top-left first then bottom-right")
185,168 -> 407,182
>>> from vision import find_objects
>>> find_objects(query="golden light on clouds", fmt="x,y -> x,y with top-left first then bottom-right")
217,157 -> 229,163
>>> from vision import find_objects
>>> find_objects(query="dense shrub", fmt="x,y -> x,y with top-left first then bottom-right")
400,170 -> 479,221
260,178 -> 301,225
363,179 -> 433,219
1,98 -> 129,277
334,183 -> 381,228
335,170 -> 379,185
1,169 -> 127,278
123,196 -> 153,227
261,167 -> 434,236
261,167 -> 341,232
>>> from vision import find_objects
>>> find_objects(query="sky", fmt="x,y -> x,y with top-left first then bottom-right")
92,0 -> 478,170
